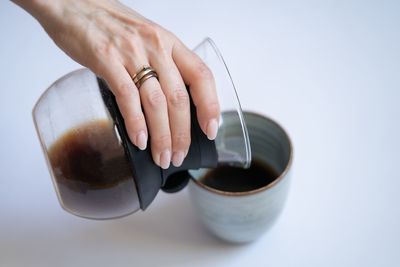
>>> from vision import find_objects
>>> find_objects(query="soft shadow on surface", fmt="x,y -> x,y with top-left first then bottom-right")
78,190 -> 251,265
0,189 -> 254,267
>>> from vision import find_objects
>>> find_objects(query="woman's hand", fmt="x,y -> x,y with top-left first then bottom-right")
14,0 -> 220,169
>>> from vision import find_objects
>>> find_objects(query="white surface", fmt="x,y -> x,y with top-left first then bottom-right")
1,0 -> 400,266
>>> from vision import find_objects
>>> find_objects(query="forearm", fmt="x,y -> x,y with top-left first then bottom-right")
10,0 -> 219,168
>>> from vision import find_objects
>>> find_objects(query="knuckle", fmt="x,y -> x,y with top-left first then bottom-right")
201,101 -> 220,117
124,35 -> 142,54
110,28 -> 143,56
208,101 -> 220,115
141,23 -> 162,41
195,61 -> 213,81
126,113 -> 145,128
140,23 -> 167,53
173,132 -> 191,148
93,39 -> 113,58
153,134 -> 171,148
145,89 -> 167,108
168,89 -> 189,109
116,83 -> 134,98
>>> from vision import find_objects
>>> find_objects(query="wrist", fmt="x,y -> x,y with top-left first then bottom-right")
12,0 -> 62,22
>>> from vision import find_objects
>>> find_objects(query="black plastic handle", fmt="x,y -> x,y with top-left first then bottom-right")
161,171 -> 192,193
98,77 -> 217,208
160,94 -> 217,193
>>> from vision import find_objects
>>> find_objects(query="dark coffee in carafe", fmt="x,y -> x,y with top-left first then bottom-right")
47,119 -> 139,219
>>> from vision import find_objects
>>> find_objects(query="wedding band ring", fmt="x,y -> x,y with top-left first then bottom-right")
132,66 -> 158,89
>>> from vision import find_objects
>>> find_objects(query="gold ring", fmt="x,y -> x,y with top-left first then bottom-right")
132,66 -> 158,89
131,66 -> 152,80
135,72 -> 158,88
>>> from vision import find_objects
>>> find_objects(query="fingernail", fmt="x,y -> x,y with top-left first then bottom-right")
160,150 -> 171,169
207,119 -> 218,140
172,151 -> 185,167
136,131 -> 147,150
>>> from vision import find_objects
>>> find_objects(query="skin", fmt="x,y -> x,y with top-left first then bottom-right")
12,0 -> 220,169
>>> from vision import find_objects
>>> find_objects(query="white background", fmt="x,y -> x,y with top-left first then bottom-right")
1,0 -> 399,266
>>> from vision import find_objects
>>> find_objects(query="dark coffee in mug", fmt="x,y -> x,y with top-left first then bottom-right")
199,159 -> 279,192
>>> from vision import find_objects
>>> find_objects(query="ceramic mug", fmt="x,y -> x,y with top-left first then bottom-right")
188,111 -> 293,243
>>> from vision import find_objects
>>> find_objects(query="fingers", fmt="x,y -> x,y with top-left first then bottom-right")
102,59 -> 172,169
98,39 -> 214,169
172,41 -> 220,140
151,55 -> 191,167
139,77 -> 172,169
99,60 -> 148,150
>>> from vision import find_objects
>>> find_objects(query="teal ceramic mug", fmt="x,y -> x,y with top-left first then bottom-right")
188,111 -> 293,243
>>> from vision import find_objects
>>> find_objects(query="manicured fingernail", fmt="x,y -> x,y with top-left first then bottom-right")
172,151 -> 185,167
160,150 -> 171,169
206,119 -> 218,140
136,131 -> 147,150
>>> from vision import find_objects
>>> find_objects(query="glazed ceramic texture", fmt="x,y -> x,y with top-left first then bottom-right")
189,112 -> 293,243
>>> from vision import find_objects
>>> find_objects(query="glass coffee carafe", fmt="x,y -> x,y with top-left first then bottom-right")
33,38 -> 251,220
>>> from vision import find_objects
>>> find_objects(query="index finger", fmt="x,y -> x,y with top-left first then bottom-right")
172,41 -> 220,140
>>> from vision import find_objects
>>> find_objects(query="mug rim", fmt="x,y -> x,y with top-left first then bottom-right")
190,111 -> 293,196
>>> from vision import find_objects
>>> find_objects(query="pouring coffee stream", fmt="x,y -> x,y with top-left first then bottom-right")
34,38 -> 251,220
